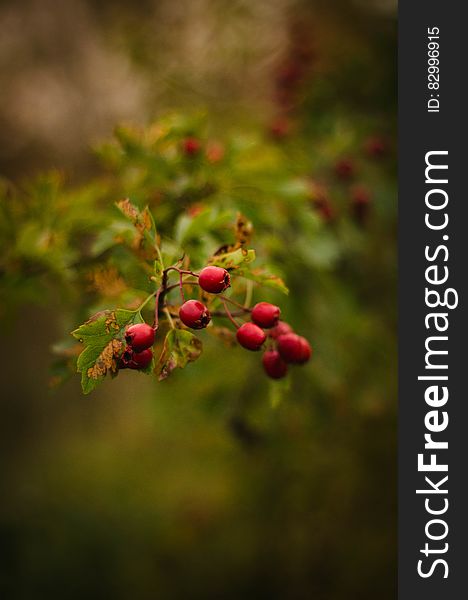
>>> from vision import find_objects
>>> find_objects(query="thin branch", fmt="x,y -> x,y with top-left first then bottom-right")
219,294 -> 252,312
221,298 -> 240,329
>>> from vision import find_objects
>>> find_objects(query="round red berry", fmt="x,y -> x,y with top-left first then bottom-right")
129,348 -> 153,370
182,137 -> 201,157
262,350 -> 288,379
198,266 -> 231,294
277,333 -> 312,364
269,321 -> 293,339
206,141 -> 225,163
236,322 -> 266,351
125,323 -> 155,352
119,348 -> 153,370
251,302 -> 281,329
350,185 -> 371,225
179,299 -> 211,329
334,157 -> 355,180
297,336 -> 312,363
364,136 -> 386,159
269,116 -> 291,140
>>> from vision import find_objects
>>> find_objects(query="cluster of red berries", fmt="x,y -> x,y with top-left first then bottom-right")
178,266 -> 312,379
236,304 -> 311,379
181,137 -> 225,164
119,265 -> 311,379
179,268 -> 311,369
178,266 -> 231,329
120,322 -> 155,370
308,143 -> 384,227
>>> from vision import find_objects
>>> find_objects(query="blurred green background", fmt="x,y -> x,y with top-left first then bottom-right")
0,1 -> 397,598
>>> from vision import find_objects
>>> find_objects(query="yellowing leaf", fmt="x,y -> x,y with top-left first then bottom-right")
157,329 -> 202,381
209,248 -> 255,270
116,198 -> 158,253
86,338 -> 123,380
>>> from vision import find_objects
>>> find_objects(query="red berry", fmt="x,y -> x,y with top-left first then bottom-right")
125,323 -> 155,352
198,266 -> 231,294
129,348 -> 153,370
350,185 -> 371,225
262,350 -> 288,379
182,137 -> 201,157
314,197 -> 336,223
334,158 -> 355,181
251,302 -> 281,329
179,299 -> 211,329
364,136 -> 386,159
236,322 -> 266,351
206,141 -> 225,163
297,336 -> 312,363
275,60 -> 303,88
119,348 -> 153,370
309,182 -> 336,223
269,321 -> 293,339
277,333 -> 312,364
269,117 -> 291,140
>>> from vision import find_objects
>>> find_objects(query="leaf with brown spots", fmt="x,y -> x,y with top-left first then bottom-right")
86,338 -> 123,380
234,213 -> 253,248
72,308 -> 144,394
209,247 -> 256,270
157,329 -> 202,381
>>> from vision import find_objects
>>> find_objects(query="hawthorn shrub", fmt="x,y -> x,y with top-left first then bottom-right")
0,112 -> 395,404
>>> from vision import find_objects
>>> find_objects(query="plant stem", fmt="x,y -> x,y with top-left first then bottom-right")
219,294 -> 252,312
164,266 -> 199,278
178,272 -> 186,303
221,299 -> 240,329
210,310 -> 248,318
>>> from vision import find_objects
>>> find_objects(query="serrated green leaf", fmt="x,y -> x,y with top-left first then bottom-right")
235,269 -> 289,295
209,248 -> 255,269
157,329 -> 202,381
72,309 -> 143,394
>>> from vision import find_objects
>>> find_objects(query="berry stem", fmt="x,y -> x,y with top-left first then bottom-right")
152,268 -> 169,330
178,272 -> 186,303
219,294 -> 252,312
210,310 -> 248,318
165,281 -> 200,294
153,288 -> 163,330
221,299 -> 240,329
152,266 -> 200,329
164,266 -> 199,278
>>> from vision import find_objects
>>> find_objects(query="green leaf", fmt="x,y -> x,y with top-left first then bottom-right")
236,268 -> 289,295
157,329 -> 202,381
209,248 -> 255,269
174,208 -> 232,245
72,309 -> 143,394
